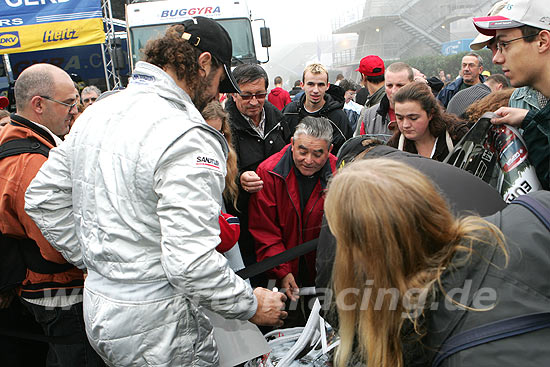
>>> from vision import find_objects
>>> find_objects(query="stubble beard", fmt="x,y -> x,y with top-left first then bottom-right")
193,70 -> 217,113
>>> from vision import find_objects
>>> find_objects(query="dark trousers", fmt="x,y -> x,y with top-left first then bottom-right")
0,297 -> 47,366
22,299 -> 104,367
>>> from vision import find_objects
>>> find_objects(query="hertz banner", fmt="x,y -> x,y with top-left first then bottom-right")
0,0 -> 105,55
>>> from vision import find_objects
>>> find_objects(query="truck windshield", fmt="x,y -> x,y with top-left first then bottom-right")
129,18 -> 256,67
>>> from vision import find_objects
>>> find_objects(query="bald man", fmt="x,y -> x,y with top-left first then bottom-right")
0,64 -> 102,366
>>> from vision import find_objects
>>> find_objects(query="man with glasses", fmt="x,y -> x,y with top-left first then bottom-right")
224,63 -> 290,284
473,0 -> 550,190
437,52 -> 485,108
0,63 -> 102,366
80,85 -> 101,109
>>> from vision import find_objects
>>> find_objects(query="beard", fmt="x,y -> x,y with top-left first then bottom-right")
192,69 -> 218,113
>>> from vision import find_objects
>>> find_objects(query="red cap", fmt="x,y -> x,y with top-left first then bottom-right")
472,15 -> 524,36
0,96 -> 8,110
356,55 -> 385,77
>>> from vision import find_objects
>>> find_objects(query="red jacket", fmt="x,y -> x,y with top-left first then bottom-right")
217,212 -> 239,253
0,115 -> 84,299
248,144 -> 336,283
267,87 -> 292,111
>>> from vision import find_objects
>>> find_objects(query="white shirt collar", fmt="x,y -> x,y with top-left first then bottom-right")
31,120 -> 63,146
241,108 -> 266,139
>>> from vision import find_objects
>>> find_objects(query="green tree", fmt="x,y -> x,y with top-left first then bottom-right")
399,49 -> 501,79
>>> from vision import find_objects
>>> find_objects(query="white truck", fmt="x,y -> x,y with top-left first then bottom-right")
125,0 -> 271,69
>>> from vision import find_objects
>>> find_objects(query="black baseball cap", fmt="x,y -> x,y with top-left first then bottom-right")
181,16 -> 240,94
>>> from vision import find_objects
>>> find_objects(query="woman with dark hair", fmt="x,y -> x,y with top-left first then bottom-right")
325,158 -> 550,367
388,82 -> 468,161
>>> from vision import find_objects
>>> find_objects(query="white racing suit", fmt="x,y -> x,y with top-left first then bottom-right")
25,61 -> 257,366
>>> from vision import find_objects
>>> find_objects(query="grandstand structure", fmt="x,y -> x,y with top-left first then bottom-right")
332,0 -> 495,68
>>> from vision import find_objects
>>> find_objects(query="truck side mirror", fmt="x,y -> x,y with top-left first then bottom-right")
260,27 -> 271,48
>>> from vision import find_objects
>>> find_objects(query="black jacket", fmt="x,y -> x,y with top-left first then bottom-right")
224,97 -> 290,267
282,93 -> 353,155
289,86 -> 302,98
387,119 -> 469,162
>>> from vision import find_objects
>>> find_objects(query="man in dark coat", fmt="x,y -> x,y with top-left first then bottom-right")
224,64 -> 290,281
437,53 -> 486,108
283,63 -> 352,155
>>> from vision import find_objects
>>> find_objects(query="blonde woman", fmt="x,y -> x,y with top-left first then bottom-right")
202,101 -> 240,253
325,158 -> 550,367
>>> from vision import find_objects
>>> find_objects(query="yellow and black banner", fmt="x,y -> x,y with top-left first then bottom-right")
0,0 -> 105,54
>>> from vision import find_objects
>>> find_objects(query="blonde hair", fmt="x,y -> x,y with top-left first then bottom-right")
325,159 -> 506,367
302,63 -> 328,82
201,101 -> 239,207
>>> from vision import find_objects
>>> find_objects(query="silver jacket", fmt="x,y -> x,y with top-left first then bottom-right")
25,62 -> 257,366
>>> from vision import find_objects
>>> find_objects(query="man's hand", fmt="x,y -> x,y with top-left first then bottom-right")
281,273 -> 300,302
0,290 -> 14,309
491,107 -> 529,126
240,171 -> 263,193
249,287 -> 287,327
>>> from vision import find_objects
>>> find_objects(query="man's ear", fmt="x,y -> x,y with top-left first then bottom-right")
328,143 -> 333,154
197,51 -> 213,76
300,81 -> 304,90
30,95 -> 44,114
538,30 -> 550,53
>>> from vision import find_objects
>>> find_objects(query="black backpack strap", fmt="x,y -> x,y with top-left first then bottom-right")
510,195 -> 550,231
432,312 -> 550,367
236,238 -> 318,280
0,138 -> 50,160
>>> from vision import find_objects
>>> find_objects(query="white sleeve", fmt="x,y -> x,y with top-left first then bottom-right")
154,127 -> 257,320
24,134 -> 84,269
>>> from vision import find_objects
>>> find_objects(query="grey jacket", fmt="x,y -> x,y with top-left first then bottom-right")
25,62 -> 257,366
419,190 -> 550,366
354,96 -> 394,141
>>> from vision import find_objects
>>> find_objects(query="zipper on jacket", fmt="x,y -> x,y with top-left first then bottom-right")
264,122 -> 282,139
269,169 -> 302,244
302,189 -> 324,235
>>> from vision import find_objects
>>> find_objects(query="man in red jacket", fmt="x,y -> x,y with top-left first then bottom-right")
249,116 -> 337,324
267,76 -> 292,110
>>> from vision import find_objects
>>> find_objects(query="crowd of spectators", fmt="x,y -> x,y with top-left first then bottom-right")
1,0 -> 549,365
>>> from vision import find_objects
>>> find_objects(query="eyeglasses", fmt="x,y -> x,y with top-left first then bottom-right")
82,97 -> 97,104
496,33 -> 539,52
40,95 -> 78,110
238,92 -> 267,101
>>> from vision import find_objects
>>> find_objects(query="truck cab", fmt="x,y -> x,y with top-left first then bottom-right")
126,0 -> 270,69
